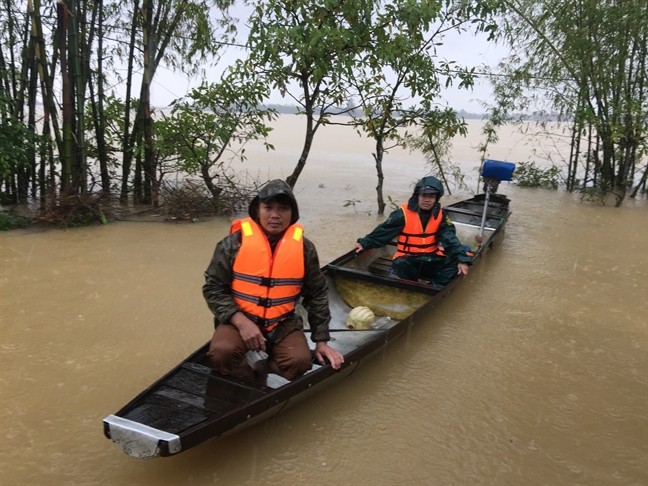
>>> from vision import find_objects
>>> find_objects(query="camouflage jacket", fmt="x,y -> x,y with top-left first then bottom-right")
202,229 -> 331,343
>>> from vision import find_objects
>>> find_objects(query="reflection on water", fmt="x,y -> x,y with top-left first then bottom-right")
1,117 -> 646,485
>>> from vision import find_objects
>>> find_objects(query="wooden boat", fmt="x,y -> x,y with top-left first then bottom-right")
103,162 -> 515,459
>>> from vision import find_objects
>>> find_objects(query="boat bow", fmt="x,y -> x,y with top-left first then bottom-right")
104,414 -> 181,459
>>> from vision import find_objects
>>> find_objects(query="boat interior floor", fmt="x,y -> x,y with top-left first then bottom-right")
366,256 -> 445,288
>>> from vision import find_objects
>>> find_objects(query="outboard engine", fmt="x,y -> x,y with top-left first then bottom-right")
476,160 -> 516,244
481,159 -> 516,194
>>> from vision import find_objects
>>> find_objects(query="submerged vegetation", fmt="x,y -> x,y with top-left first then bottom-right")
159,178 -> 260,221
0,212 -> 30,231
512,162 -> 560,190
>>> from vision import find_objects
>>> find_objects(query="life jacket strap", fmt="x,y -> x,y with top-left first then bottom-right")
243,310 -> 295,332
232,271 -> 303,288
398,242 -> 439,250
231,289 -> 301,308
400,231 -> 439,238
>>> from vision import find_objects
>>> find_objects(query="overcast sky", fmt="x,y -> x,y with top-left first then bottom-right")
146,6 -> 509,113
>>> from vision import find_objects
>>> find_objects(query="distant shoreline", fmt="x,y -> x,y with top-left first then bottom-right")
249,104 -> 563,122
31,100 -> 559,122
149,102 -> 561,122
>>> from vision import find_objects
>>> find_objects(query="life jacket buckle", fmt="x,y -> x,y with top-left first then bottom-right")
260,277 -> 274,287
258,297 -> 272,307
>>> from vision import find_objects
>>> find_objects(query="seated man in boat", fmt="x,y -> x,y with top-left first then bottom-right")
203,179 -> 344,383
354,176 -> 472,287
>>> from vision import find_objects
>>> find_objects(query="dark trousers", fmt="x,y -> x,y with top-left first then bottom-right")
207,323 -> 312,381
392,255 -> 459,287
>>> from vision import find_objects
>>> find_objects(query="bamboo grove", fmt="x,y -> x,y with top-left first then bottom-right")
1,0 -> 235,211
487,0 -> 648,206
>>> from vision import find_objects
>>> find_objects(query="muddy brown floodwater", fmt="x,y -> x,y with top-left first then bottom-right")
1,116 -> 646,485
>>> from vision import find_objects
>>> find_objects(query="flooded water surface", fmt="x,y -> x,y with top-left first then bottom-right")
1,116 -> 646,485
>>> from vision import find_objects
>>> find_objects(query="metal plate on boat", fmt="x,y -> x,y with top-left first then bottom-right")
104,414 -> 182,459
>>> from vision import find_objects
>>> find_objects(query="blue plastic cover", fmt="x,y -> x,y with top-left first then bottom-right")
482,160 -> 516,181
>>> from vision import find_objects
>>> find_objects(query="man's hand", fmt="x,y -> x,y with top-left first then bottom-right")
457,263 -> 470,278
353,242 -> 364,253
314,342 -> 344,370
230,312 -> 266,352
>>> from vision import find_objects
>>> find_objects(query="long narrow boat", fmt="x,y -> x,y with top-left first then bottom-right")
103,161 -> 515,459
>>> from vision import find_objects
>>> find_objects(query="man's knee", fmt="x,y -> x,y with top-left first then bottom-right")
207,325 -> 246,373
208,340 -> 233,367
431,258 -> 459,286
392,257 -> 417,280
273,332 -> 313,381
276,350 -> 312,381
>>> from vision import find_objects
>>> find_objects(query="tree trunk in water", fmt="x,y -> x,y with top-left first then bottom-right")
134,133 -> 143,203
2,0 -> 17,105
571,121 -> 583,192
201,164 -> 223,200
68,0 -> 86,193
39,112 -> 50,207
27,46 -> 38,199
121,0 -> 186,203
615,144 -> 635,207
87,0 -> 109,193
372,138 -> 386,215
631,164 -> 648,198
600,136 -> 615,191
95,0 -> 109,192
10,174 -> 18,204
141,0 -> 154,206
29,0 -> 53,203
57,2 -> 73,191
120,0 -> 140,202
11,2 -> 29,122
583,123 -> 592,190
31,0 -> 63,161
88,77 -> 110,192
11,5 -> 30,202
0,46 -> 11,104
566,120 -> 577,192
286,100 -> 314,189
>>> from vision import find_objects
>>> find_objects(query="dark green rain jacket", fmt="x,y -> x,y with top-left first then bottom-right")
357,176 -> 472,265
202,180 -> 331,344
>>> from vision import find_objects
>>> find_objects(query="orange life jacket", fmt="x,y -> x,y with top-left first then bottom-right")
230,218 -> 305,332
393,203 -> 445,259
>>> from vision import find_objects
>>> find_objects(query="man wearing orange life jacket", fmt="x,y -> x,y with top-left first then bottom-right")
354,176 -> 472,287
203,180 -> 343,383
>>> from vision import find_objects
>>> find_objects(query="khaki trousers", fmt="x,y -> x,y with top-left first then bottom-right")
207,323 -> 312,381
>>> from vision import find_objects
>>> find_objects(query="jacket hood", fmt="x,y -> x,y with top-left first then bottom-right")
248,179 -> 300,225
407,176 -> 444,210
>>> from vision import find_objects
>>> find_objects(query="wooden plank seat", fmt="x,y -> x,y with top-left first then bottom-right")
367,256 -> 396,277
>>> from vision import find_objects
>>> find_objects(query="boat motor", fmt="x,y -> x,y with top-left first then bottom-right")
477,160 -> 516,244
